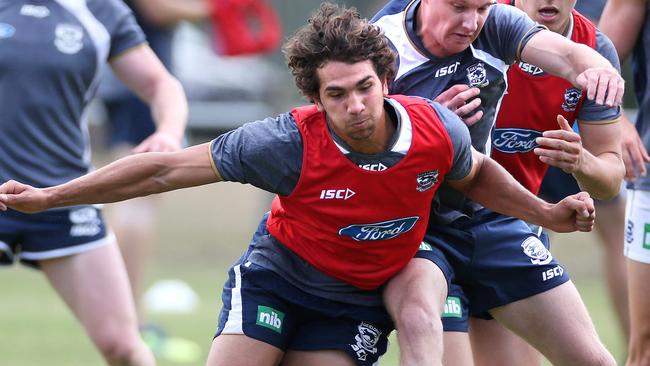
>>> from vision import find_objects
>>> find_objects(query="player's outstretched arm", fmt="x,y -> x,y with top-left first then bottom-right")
520,30 -> 624,107
0,143 -> 221,213
448,148 -> 594,233
600,0 -> 647,61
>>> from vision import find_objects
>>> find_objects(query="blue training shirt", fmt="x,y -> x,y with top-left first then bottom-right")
0,0 -> 145,188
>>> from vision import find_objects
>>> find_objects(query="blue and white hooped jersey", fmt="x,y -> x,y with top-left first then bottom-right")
373,0 -> 543,154
0,0 -> 145,188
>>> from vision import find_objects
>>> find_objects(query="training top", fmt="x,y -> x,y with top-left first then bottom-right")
267,95 -> 453,290
373,0 -> 543,223
210,97 -> 472,303
0,0 -> 145,188
492,7 -> 621,193
629,1 -> 650,190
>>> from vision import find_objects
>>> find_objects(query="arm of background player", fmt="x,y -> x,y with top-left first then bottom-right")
620,113 -> 650,180
600,0 -> 647,60
448,148 -> 594,233
0,144 -> 219,213
132,0 -> 210,26
520,30 -> 624,107
110,44 -> 188,153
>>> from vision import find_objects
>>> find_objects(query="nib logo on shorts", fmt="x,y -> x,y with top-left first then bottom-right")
442,296 -> 462,318
256,306 -> 284,333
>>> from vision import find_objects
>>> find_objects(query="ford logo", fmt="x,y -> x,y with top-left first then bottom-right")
339,216 -> 419,241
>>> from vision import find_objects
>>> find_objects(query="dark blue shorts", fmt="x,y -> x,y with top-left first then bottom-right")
105,96 -> 156,147
538,166 -> 581,204
215,260 -> 393,365
417,208 -> 569,331
0,206 -> 111,268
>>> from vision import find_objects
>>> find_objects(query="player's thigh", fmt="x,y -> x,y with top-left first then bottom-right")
41,239 -> 139,339
383,253 -> 450,318
443,331 -> 473,366
207,334 -> 284,366
469,318 -> 540,366
281,350 -> 355,366
489,281 -> 606,365
627,260 -> 650,334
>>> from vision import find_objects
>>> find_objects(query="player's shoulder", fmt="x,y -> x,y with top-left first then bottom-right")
85,0 -> 132,23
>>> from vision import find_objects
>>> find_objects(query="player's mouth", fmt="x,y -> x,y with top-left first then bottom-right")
350,118 -> 370,129
537,6 -> 559,22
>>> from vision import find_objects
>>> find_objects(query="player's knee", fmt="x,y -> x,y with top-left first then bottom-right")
94,331 -> 146,365
394,300 -> 442,338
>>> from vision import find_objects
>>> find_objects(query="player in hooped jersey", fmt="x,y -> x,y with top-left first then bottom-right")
0,3 -> 597,365
474,0 -> 624,364
0,0 -> 187,364
372,0 -> 624,364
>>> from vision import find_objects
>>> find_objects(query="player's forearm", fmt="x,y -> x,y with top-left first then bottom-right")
456,157 -> 554,227
573,151 -> 625,200
600,0 -> 647,60
133,0 -> 210,26
523,32 -> 613,85
149,76 -> 188,142
42,153 -> 176,209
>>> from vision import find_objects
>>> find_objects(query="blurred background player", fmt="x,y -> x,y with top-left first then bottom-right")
469,0 -> 630,364
97,0 -> 208,331
601,1 -> 650,364
0,0 -> 187,365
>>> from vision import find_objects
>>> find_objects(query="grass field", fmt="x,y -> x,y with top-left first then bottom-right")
0,182 -> 627,365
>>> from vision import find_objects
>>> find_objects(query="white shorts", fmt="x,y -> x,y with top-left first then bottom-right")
624,189 -> 650,264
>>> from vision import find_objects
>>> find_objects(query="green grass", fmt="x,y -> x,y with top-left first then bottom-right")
0,185 -> 627,365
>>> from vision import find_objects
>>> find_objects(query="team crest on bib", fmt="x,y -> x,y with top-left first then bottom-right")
350,322 -> 381,361
561,87 -> 582,112
521,236 -> 553,265
54,23 -> 84,54
467,62 -> 489,88
416,170 -> 439,192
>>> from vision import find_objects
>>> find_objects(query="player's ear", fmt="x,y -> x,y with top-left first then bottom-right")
313,96 -> 325,112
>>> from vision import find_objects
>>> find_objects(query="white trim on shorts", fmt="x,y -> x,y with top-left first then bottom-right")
221,263 -> 245,334
0,240 -> 14,260
624,189 -> 650,264
19,231 -> 116,261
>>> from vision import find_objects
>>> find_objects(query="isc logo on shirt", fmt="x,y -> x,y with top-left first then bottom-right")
320,188 -> 355,200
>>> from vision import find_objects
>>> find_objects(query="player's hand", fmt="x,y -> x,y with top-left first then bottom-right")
547,191 -> 595,233
434,84 -> 483,126
575,66 -> 624,107
621,116 -> 650,181
132,131 -> 182,154
0,180 -> 50,213
534,115 -> 583,174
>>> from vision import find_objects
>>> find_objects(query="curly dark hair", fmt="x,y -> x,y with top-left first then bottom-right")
283,2 -> 396,101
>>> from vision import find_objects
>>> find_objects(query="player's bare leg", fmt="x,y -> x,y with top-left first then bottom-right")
41,241 -> 154,366
281,350 -> 356,366
383,258 -> 447,366
207,334 -> 284,366
443,331 -> 474,366
626,260 -> 650,366
469,318 -> 541,366
490,281 -> 615,366
594,198 -> 630,340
